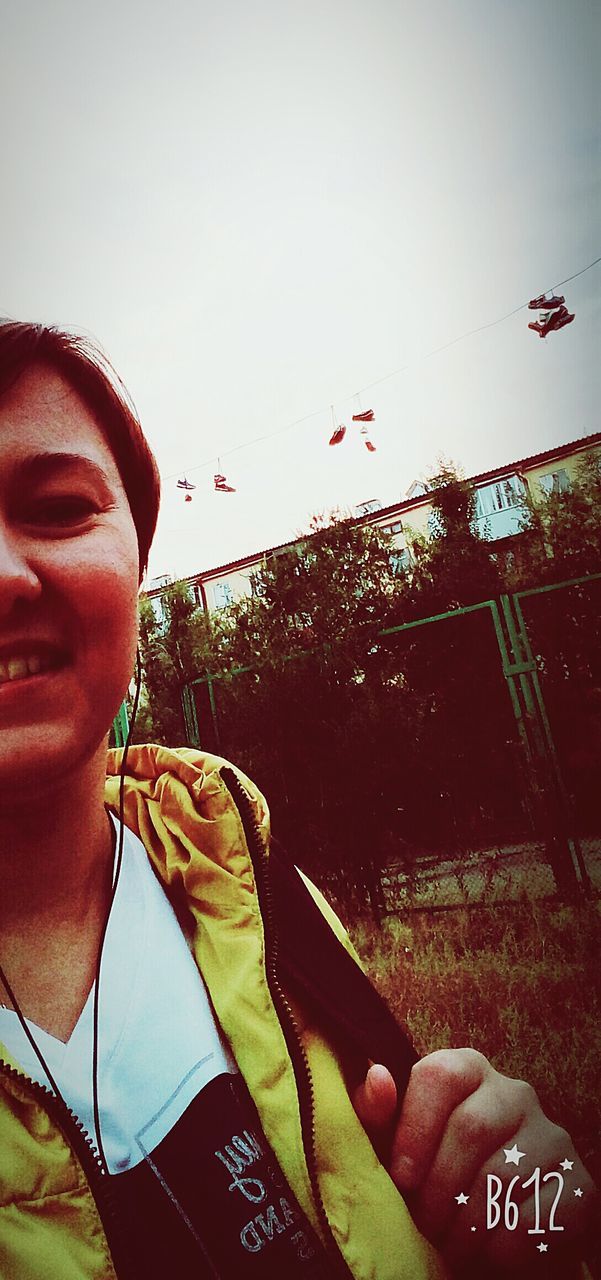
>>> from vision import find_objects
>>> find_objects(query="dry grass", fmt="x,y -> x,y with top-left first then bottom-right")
348,898 -> 601,1189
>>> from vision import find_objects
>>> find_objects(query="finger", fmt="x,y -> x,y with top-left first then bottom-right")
390,1048 -> 490,1193
352,1063 -> 397,1134
412,1074 -> 536,1238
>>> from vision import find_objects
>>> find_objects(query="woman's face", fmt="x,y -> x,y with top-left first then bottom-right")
0,363 -> 140,796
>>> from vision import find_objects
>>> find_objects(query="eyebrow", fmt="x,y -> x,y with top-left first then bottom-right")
16,452 -> 113,488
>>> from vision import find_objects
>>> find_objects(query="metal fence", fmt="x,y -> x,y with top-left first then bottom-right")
178,573 -> 600,912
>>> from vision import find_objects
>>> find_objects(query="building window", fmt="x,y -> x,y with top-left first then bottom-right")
475,475 -> 526,518
405,480 -> 427,499
382,520 -> 404,535
539,469 -> 570,496
355,498 -> 383,517
213,582 -> 233,609
390,547 -> 411,575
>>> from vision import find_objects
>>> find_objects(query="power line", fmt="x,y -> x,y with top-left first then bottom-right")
551,256 -> 601,290
164,253 -> 601,482
164,403 -> 326,481
356,254 -> 601,391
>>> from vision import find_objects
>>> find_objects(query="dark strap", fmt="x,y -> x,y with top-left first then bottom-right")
269,847 -> 419,1101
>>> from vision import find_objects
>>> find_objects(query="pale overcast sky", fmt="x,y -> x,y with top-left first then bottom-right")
1,0 -> 599,581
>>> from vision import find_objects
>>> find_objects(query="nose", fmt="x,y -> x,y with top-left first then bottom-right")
0,524 -> 42,616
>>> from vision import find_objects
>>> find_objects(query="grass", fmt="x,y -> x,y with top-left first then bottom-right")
348,897 -> 601,1192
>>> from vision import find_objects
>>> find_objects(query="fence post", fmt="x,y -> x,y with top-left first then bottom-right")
180,682 -> 200,748
511,592 -> 590,895
206,675 -> 222,753
112,700 -> 129,749
181,673 -> 221,752
498,593 -> 588,897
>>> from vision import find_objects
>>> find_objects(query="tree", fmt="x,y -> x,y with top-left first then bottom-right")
177,515 -> 408,916
136,456 -> 600,915
514,451 -> 601,586
219,512 -> 400,676
401,461 -> 503,617
137,583 -> 214,743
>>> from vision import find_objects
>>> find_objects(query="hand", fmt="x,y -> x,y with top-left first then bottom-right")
353,1049 -> 597,1276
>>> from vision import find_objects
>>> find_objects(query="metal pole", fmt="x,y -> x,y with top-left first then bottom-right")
512,593 -> 590,893
180,683 -> 201,748
112,700 -> 129,749
501,593 -> 585,895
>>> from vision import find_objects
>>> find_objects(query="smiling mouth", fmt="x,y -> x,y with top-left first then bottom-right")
0,651 -> 67,686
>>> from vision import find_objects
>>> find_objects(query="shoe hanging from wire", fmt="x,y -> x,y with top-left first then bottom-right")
528,293 -> 565,311
328,405 -> 347,446
528,302 -> 575,339
177,477 -> 196,502
354,395 -> 377,451
214,459 -> 236,492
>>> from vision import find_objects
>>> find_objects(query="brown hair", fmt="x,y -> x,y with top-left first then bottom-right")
0,321 -> 161,576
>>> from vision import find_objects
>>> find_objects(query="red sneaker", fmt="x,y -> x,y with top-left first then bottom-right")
552,310 -> 575,331
528,293 -> 565,310
214,473 -> 236,492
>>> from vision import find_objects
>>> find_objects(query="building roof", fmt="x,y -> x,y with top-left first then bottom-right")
455,430 -> 600,488
146,429 -> 600,593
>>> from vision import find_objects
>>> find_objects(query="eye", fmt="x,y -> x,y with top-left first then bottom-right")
25,495 -> 101,528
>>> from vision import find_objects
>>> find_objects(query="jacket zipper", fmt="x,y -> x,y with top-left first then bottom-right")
1,780 -> 353,1280
221,766 -> 355,1280
0,1056 -> 131,1278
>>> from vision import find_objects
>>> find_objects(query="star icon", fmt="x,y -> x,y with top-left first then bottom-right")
455,1192 -> 469,1205
504,1144 -> 526,1166
560,1158 -> 574,1172
471,1226 -> 477,1232
537,1242 -> 548,1253
574,1188 -> 583,1197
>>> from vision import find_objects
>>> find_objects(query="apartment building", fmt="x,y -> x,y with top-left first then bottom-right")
146,431 -> 600,617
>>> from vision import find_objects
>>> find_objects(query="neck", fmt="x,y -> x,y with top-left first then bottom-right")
0,742 -> 119,1038
0,742 -> 113,933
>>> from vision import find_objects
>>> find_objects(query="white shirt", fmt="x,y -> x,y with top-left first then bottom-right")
0,814 -> 236,1173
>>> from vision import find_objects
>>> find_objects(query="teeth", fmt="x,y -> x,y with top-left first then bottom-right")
7,659 -> 28,681
0,653 -> 54,685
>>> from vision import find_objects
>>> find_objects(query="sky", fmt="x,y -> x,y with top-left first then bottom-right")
1,0 -> 599,584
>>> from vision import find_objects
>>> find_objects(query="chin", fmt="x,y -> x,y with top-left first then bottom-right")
0,725 -> 111,808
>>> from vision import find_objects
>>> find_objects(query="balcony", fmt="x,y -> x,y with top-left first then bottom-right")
473,476 -> 530,542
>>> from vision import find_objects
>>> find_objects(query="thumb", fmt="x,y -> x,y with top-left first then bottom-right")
352,1062 -> 398,1136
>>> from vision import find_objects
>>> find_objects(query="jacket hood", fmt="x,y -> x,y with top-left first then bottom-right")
104,742 -> 270,905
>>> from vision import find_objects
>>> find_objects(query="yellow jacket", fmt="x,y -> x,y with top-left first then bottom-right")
0,745 -> 446,1279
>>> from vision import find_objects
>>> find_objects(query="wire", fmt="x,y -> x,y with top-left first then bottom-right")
0,651 -> 144,1176
92,648 -> 143,1174
163,404 -> 326,481
163,253 -> 601,483
0,962 -> 64,1100
550,256 -> 601,291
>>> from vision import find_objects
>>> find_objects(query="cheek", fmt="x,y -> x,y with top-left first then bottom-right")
87,567 -> 138,650
59,542 -> 140,669
70,557 -> 140,730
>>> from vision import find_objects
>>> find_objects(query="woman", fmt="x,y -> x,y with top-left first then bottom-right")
0,321 -> 595,1279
